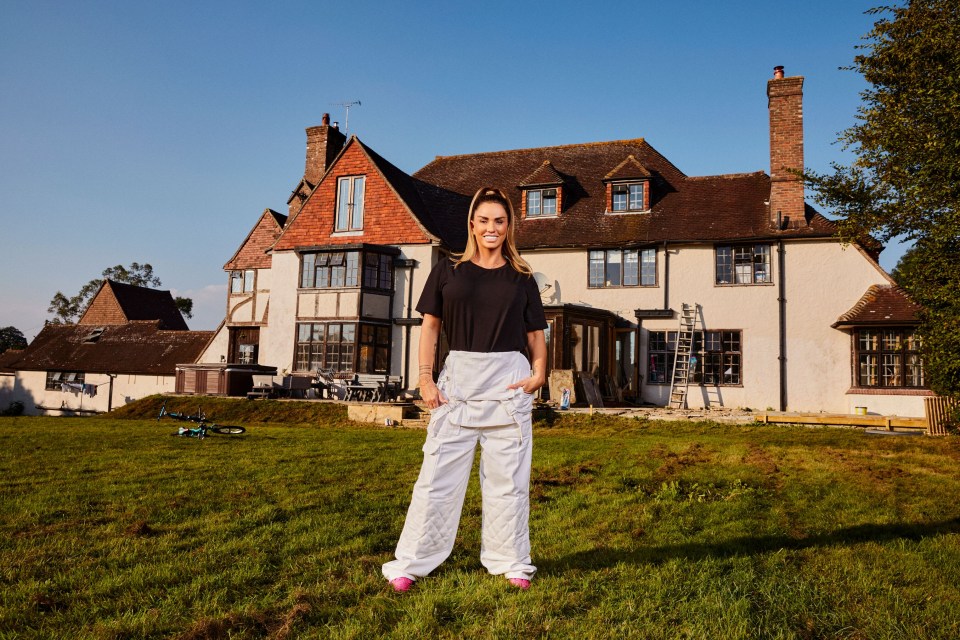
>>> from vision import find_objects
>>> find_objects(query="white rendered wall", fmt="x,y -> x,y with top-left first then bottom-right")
14,371 -> 175,416
522,241 -> 923,416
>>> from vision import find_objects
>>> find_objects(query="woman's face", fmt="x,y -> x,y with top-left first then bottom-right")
471,201 -> 509,254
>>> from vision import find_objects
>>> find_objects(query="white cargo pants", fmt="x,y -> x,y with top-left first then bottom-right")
382,350 -> 536,582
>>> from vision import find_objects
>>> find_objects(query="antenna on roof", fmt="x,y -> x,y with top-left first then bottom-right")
330,100 -> 361,137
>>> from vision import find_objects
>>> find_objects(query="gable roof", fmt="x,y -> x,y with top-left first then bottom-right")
272,137 -> 466,251
78,280 -> 189,330
833,285 -> 921,328
604,154 -> 654,181
520,161 -> 566,187
224,208 -> 287,271
414,138 -> 837,252
8,322 -> 213,375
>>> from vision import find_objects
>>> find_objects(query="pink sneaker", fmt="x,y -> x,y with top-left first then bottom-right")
390,577 -> 414,593
508,578 -> 531,590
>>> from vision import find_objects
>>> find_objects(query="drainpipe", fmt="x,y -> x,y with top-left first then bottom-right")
395,258 -> 419,392
107,373 -> 117,412
777,238 -> 787,411
662,241 -> 670,310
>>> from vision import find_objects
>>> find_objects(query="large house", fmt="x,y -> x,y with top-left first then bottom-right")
195,67 -> 927,415
7,280 -> 213,415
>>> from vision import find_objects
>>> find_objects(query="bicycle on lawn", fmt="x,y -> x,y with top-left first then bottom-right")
158,400 -> 246,438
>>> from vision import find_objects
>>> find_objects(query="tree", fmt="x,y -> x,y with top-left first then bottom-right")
0,326 -> 27,353
804,1 -> 960,398
47,262 -> 194,324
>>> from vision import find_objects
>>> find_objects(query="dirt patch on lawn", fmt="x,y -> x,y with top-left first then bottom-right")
651,443 -> 714,480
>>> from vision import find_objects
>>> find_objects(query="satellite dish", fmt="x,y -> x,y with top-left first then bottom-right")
533,272 -> 552,294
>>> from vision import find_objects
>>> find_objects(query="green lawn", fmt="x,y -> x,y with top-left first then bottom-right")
2,409 -> 960,639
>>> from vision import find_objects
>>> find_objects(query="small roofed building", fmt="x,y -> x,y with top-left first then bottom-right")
0,349 -> 23,412
7,281 -> 213,415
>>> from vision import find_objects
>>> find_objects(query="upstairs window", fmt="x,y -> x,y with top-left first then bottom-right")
363,253 -> 394,291
716,244 -> 771,285
300,252 -> 360,288
855,328 -> 925,388
526,188 -> 558,217
611,183 -> 646,212
588,248 -> 656,287
336,176 -> 365,231
230,269 -> 255,293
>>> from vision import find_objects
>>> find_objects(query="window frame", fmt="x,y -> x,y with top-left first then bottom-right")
853,327 -> 925,389
588,248 -> 657,288
46,371 -> 86,391
294,321 -> 392,374
335,175 -> 366,232
230,269 -> 255,293
610,181 -> 647,213
647,329 -> 742,386
715,244 -> 772,285
525,187 -> 559,217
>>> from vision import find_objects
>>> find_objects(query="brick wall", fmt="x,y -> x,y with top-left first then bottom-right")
274,142 -> 433,250
767,74 -> 805,226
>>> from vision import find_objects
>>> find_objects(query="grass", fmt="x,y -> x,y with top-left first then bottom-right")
2,405 -> 960,639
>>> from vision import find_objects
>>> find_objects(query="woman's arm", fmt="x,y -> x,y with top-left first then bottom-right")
507,329 -> 547,394
418,313 -> 445,408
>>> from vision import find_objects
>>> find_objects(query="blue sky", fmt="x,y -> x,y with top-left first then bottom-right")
1,0 -> 894,339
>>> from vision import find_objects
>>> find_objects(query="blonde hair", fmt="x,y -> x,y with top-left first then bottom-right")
453,187 -> 533,275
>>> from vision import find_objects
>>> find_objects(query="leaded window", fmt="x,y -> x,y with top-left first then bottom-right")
648,330 -> 741,385
855,328 -> 924,388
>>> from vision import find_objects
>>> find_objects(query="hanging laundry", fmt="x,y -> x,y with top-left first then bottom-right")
82,384 -> 97,398
61,382 -> 83,394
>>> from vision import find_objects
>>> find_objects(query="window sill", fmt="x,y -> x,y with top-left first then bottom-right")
846,387 -> 934,396
646,382 -> 743,388
714,282 -> 775,287
523,214 -> 559,220
606,209 -> 651,215
587,284 -> 658,289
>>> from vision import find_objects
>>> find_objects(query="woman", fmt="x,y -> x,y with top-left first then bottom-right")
382,187 -> 547,592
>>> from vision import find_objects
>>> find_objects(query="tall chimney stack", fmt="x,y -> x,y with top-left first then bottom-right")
304,114 -> 347,186
767,66 -> 805,227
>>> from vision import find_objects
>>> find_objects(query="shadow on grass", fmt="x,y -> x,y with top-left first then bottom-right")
539,517 -> 960,573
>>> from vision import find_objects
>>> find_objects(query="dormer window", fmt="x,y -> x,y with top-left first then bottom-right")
527,188 -> 558,217
335,176 -> 365,232
603,155 -> 653,213
519,160 -> 565,219
612,183 -> 645,212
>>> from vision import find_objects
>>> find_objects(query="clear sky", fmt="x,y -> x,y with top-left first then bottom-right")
1,0 -> 897,340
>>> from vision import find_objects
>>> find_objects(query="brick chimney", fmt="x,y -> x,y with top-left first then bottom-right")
304,113 -> 346,185
767,66 -> 805,227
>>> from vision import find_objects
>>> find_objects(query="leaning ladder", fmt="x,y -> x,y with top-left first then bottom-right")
668,303 -> 700,409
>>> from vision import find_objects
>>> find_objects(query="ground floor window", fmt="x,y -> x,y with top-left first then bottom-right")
647,330 -> 741,385
854,328 -> 924,388
358,324 -> 391,373
295,322 -> 392,374
46,371 -> 85,390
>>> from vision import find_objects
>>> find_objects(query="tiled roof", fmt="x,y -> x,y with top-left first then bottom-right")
414,138 -> 836,251
603,155 -> 653,181
519,161 -> 565,187
833,285 -> 921,327
224,209 -> 286,271
80,280 -> 189,330
0,349 -> 23,374
8,322 -> 213,375
355,139 -> 449,244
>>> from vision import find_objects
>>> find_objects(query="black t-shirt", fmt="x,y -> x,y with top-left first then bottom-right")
416,259 -> 548,353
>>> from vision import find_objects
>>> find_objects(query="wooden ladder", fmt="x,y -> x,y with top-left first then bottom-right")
668,303 -> 700,409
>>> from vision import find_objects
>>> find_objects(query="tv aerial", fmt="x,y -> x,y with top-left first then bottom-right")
331,100 -> 361,137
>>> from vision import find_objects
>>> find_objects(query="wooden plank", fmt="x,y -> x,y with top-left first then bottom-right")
754,412 -> 927,429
